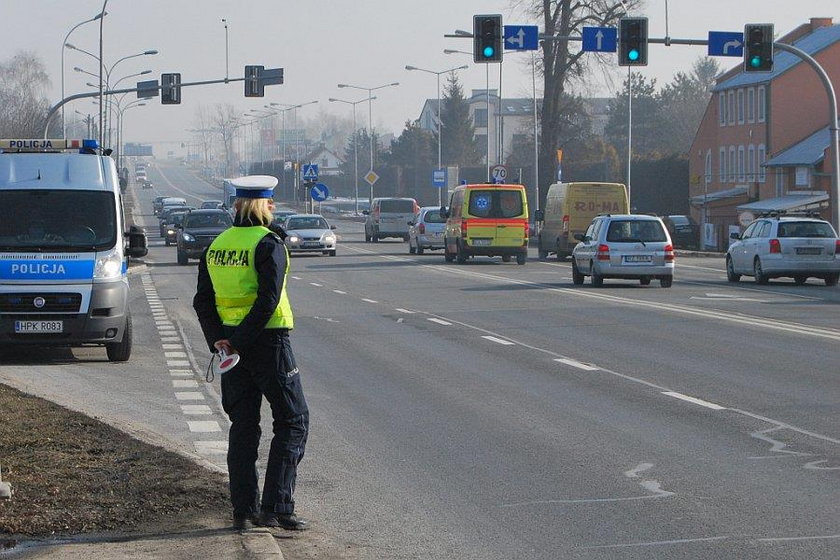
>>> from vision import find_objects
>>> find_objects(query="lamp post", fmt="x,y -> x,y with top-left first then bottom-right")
116,100 -> 145,169
405,64 -> 468,205
98,0 -> 109,146
104,50 -> 158,146
61,11 -> 106,137
329,97 -> 376,215
337,81 -> 399,203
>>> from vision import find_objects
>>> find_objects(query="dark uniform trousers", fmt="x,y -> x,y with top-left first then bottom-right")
220,328 -> 309,516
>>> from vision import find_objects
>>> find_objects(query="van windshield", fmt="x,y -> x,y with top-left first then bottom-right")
0,189 -> 117,251
379,199 -> 414,213
468,190 -> 523,218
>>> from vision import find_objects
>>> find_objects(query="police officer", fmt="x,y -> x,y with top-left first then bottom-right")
193,175 -> 309,531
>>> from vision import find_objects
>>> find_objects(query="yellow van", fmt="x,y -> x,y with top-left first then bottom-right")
442,183 -> 529,265
537,182 -> 628,260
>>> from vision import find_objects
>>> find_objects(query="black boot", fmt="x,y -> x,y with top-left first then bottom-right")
258,512 -> 310,531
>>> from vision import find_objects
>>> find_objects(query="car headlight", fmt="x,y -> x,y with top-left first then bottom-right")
94,250 -> 123,279
182,233 -> 195,242
288,235 -> 300,244
167,229 -> 175,235
323,233 -> 336,242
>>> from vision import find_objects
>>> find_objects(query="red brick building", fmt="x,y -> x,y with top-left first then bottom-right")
688,18 -> 840,250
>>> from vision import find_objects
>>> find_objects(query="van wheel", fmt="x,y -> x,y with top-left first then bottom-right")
572,261 -> 584,285
502,255 -> 512,263
516,253 -> 526,265
660,275 -> 673,288
416,245 -> 424,255
591,264 -> 604,287
106,313 -> 132,362
456,241 -> 468,264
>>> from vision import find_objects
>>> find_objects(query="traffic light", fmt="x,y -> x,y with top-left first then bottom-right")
744,24 -> 774,72
618,17 -> 648,66
473,14 -> 503,63
161,73 -> 181,104
244,65 -> 265,97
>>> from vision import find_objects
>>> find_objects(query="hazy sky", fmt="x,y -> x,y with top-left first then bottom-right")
3,0 -> 838,153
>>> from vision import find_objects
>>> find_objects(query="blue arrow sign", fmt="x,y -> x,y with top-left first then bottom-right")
310,182 -> 329,202
708,31 -> 743,57
301,163 -> 319,181
432,168 -> 446,188
581,27 -> 617,53
504,25 -> 539,51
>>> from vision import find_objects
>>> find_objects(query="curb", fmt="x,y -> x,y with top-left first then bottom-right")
241,529 -> 285,559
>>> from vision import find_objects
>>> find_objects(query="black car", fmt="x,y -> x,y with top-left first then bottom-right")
662,215 -> 700,250
163,211 -> 189,246
176,209 -> 233,265
158,205 -> 193,236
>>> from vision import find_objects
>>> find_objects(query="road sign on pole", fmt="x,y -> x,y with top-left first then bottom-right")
503,25 -> 539,50
364,170 -> 379,185
582,27 -> 618,53
490,164 -> 508,184
708,31 -> 744,57
310,182 -> 329,201
301,164 -> 319,181
432,168 -> 446,188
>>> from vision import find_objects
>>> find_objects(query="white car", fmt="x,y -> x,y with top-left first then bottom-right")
283,214 -> 337,256
726,215 -> 840,285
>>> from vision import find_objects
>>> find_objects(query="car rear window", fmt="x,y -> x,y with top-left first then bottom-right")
286,217 -> 328,230
468,190 -> 523,218
423,210 -> 445,223
777,221 -> 835,238
379,199 -> 414,213
185,213 -> 232,228
606,220 -> 667,242
668,216 -> 691,225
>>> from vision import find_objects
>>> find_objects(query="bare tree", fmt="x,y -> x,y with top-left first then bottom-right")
191,105 -> 216,174
0,52 -> 53,137
513,0 -> 642,202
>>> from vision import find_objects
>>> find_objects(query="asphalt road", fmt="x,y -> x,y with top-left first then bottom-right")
2,160 -> 839,559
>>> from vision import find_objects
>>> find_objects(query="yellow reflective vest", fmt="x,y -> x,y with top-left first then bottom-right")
206,225 -> 293,329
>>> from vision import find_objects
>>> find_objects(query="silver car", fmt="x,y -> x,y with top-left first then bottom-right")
408,206 -> 446,254
283,214 -> 337,256
726,216 -> 840,285
572,214 -> 675,287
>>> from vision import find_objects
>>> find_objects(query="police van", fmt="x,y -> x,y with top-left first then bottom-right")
0,139 -> 148,361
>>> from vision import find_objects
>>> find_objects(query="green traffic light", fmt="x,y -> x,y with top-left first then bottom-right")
750,56 -> 762,68
483,46 -> 495,58
628,49 -> 639,61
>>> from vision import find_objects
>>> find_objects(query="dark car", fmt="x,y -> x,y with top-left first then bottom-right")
158,206 -> 194,236
662,215 -> 700,250
176,209 -> 233,265
163,210 -> 190,245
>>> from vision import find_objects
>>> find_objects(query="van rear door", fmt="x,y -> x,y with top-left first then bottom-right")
466,189 -> 527,247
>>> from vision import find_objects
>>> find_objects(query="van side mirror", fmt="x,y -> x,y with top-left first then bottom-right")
534,209 -> 544,222
440,206 -> 449,218
126,225 -> 148,258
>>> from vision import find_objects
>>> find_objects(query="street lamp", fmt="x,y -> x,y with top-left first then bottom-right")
104,50 -> 158,146
337,82 -> 399,203
405,64 -> 468,205
61,11 -> 106,137
116,100 -> 145,169
330,96 -> 377,215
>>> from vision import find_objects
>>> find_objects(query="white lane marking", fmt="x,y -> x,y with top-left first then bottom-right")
162,344 -> 183,349
482,335 -> 515,345
195,441 -> 228,454
427,318 -> 452,326
749,426 -> 812,458
167,360 -> 191,367
187,421 -> 221,433
181,405 -> 213,415
395,308 -> 415,314
291,276 -> 302,280
172,380 -> 199,388
310,282 -> 323,287
554,358 -> 599,371
662,391 -> 725,410
164,351 -> 188,358
803,460 -> 840,471
624,463 -> 653,478
757,534 -> 840,543
160,337 -> 181,343
580,536 -> 729,550
169,370 -> 192,377
362,298 -> 378,304
175,392 -> 205,401
333,290 -> 347,294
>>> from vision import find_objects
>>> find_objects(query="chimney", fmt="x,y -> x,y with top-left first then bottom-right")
811,17 -> 833,30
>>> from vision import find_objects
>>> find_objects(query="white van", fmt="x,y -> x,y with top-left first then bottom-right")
0,139 -> 148,361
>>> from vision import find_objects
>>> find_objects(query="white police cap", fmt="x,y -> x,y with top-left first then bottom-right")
230,175 -> 278,199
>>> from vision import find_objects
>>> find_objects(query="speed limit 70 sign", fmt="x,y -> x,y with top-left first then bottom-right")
491,164 -> 508,183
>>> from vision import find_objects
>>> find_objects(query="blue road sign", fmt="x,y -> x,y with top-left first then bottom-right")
310,182 -> 329,202
708,31 -> 744,57
302,163 -> 319,181
582,27 -> 617,53
504,25 -> 539,51
432,168 -> 446,188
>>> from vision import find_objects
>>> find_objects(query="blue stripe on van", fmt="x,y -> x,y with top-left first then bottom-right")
0,260 -> 95,280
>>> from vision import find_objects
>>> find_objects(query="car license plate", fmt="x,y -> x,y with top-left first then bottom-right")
15,320 -> 63,333
796,247 -> 822,255
624,255 -> 652,263
472,239 -> 492,246
301,242 -> 320,248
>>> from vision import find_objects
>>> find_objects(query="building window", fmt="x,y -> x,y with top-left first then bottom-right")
705,150 -> 712,184
747,88 -> 755,123
719,147 -> 726,183
738,90 -> 745,124
775,168 -> 785,196
758,144 -> 766,182
728,91 -> 736,125
474,108 -> 488,128
719,93 -> 726,126
748,145 -> 756,181
758,86 -> 766,122
795,166 -> 810,187
729,147 -> 736,182
738,146 -> 745,182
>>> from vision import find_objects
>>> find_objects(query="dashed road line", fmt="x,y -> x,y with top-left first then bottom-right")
427,318 -> 452,326
482,335 -> 515,345
662,391 -> 726,410
554,358 -> 599,371
362,298 -> 378,304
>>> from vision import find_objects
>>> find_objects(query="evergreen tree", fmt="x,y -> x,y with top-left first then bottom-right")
387,121 -> 434,168
606,73 -> 665,161
438,73 -> 481,166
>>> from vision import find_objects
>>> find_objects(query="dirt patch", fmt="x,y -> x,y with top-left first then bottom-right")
0,383 -> 229,540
